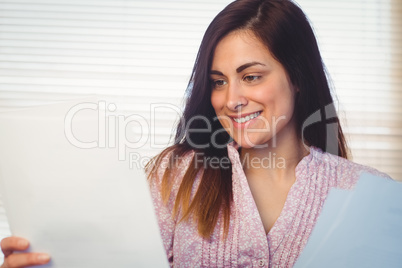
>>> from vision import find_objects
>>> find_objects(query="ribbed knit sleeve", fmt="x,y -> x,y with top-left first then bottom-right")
148,151 -> 195,267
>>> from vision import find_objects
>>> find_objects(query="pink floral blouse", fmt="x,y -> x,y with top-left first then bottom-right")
149,144 -> 389,267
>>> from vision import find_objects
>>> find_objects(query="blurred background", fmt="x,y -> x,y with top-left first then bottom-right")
0,0 -> 401,261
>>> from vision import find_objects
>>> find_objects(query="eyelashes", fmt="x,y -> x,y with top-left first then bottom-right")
211,79 -> 227,89
243,75 -> 261,82
211,75 -> 262,89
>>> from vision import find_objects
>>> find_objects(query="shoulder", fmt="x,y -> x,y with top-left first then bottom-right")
146,146 -> 196,190
308,146 -> 392,190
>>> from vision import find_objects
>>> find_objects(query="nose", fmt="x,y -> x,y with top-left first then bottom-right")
226,81 -> 248,112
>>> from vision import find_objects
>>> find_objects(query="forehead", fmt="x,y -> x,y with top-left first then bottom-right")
212,30 -> 274,69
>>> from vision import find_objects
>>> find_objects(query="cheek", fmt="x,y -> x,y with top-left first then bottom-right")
252,80 -> 277,103
210,91 -> 224,114
253,88 -> 276,109
257,81 -> 296,116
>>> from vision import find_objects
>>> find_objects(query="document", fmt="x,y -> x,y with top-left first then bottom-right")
0,99 -> 169,267
294,173 -> 402,268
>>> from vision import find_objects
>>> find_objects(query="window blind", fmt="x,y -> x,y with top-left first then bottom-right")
0,0 -> 234,260
0,0 -> 400,261
298,0 -> 402,180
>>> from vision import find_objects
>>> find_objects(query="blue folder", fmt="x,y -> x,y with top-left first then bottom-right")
294,173 -> 402,268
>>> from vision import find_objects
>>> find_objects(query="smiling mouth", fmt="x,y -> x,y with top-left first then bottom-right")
232,111 -> 262,123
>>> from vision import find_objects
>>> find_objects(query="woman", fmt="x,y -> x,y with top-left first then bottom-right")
146,0 -> 390,267
1,0 -> 389,267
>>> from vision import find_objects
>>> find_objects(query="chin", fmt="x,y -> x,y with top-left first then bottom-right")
233,136 -> 270,149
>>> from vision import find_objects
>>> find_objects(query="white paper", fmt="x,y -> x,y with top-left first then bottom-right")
294,173 -> 402,268
0,99 -> 169,267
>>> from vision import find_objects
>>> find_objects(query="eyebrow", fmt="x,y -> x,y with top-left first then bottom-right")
210,61 -> 266,76
236,61 -> 265,73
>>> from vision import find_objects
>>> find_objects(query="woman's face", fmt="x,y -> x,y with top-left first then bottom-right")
210,30 -> 298,149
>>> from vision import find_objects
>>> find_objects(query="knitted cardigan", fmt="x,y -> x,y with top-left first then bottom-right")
149,144 -> 389,267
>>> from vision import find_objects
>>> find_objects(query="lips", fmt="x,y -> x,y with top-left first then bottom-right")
232,111 -> 262,123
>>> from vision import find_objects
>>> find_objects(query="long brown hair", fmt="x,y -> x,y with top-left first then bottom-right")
147,0 -> 349,239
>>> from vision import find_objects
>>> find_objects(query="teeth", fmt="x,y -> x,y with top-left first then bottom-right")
233,111 -> 261,123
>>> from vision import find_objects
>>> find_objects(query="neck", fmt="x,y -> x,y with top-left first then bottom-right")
240,124 -> 309,183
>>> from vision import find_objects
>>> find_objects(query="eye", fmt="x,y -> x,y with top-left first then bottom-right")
243,75 -> 260,83
211,79 -> 227,89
